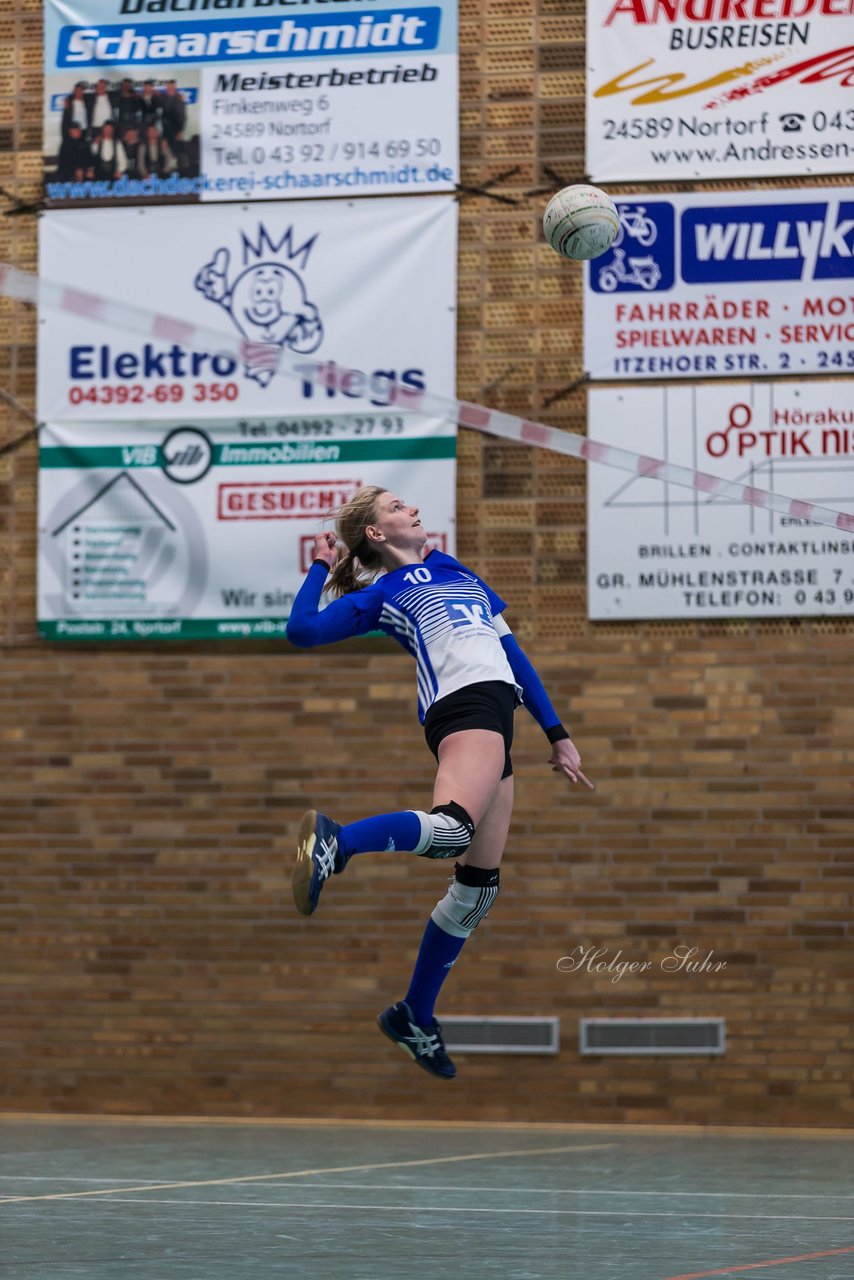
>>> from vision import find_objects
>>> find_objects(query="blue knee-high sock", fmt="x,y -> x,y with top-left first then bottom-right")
404,918 -> 467,1025
339,810 -> 423,858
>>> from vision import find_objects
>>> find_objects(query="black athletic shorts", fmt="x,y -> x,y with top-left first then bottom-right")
423,680 -> 518,780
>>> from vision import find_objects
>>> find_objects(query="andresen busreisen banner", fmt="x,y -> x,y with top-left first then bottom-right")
44,0 -> 457,204
587,0 -> 854,182
38,196 -> 457,422
38,414 -> 457,641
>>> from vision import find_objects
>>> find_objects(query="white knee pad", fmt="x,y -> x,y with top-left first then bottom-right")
431,864 -> 500,939
410,801 -> 476,861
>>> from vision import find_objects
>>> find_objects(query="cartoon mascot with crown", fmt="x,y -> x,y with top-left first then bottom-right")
194,225 -> 324,388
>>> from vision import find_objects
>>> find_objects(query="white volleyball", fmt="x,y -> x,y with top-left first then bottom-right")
543,184 -> 621,261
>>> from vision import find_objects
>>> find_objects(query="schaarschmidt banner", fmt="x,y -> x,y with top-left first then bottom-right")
44,0 -> 458,204
37,196 -> 457,422
587,0 -> 854,181
584,187 -> 854,381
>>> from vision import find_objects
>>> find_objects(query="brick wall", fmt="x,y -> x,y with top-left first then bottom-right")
1,0 -> 852,1125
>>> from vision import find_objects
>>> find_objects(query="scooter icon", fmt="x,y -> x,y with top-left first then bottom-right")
597,248 -> 662,292
614,205 -> 657,248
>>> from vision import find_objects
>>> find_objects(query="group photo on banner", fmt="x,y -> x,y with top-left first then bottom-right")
43,0 -> 459,205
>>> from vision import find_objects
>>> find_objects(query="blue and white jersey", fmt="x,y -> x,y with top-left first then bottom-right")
287,549 -> 520,722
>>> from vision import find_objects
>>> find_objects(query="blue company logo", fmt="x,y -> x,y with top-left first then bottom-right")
194,224 -> 324,389
590,201 -> 675,295
444,598 -> 491,629
56,10 -> 441,67
681,201 -> 854,285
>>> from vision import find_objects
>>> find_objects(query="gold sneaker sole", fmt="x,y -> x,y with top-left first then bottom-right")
292,809 -> 318,916
377,1014 -> 417,1062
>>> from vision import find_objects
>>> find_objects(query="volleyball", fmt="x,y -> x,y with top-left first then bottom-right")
543,184 -> 621,261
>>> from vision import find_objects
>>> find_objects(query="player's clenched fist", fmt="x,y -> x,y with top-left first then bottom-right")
312,531 -> 339,570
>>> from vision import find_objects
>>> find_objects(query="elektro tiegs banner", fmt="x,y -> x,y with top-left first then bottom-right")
44,0 -> 458,204
588,382 -> 854,620
584,187 -> 854,382
587,0 -> 854,182
38,197 -> 457,422
38,414 -> 457,641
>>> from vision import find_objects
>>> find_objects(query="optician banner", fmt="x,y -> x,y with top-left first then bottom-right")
587,0 -> 854,182
584,187 -> 854,382
588,381 -> 854,620
44,0 -> 458,204
38,196 -> 457,422
38,414 -> 456,641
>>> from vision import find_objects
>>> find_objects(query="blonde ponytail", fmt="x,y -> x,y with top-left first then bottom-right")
326,484 -> 387,599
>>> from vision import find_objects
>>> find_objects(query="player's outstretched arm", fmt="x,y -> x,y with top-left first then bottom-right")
286,532 -> 380,648
498,623 -> 594,790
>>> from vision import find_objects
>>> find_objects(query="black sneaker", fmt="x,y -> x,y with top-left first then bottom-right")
292,809 -> 347,917
377,1001 -> 457,1080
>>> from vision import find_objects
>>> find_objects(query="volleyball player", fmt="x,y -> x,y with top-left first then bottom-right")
286,486 -> 592,1078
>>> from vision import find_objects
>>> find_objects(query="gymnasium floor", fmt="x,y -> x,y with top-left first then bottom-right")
1,1118 -> 853,1280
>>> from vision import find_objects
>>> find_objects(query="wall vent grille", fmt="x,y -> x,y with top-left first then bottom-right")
579,1018 -> 726,1056
440,1016 -> 560,1055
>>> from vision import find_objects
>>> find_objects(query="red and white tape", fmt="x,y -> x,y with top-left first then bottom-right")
2,261 -> 852,535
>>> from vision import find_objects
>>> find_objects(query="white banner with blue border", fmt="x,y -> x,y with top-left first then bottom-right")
584,187 -> 854,382
44,0 -> 458,204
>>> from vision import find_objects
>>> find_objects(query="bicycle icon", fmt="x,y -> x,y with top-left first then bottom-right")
614,204 -> 657,248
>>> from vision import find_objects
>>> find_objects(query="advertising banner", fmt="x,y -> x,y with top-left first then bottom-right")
588,381 -> 854,620
38,196 -> 457,422
584,187 -> 854,381
38,414 -> 456,641
587,0 -> 854,182
44,0 -> 458,204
